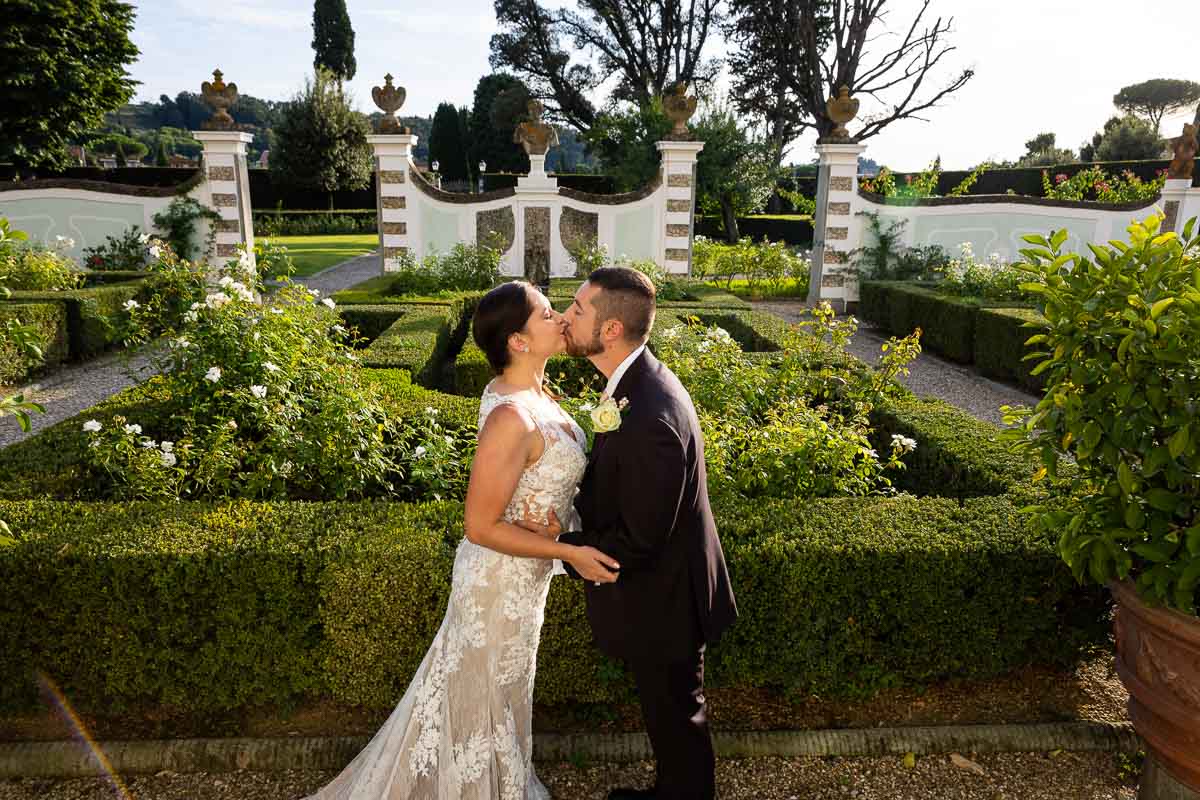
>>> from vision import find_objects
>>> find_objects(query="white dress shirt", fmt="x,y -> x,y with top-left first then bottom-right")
603,343 -> 646,399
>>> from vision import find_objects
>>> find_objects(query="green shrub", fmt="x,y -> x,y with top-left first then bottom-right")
254,210 -> 376,237
1,243 -> 83,291
0,302 -> 68,385
0,494 -> 1108,712
357,304 -> 465,386
4,281 -> 144,359
974,307 -> 1048,393
858,282 -> 977,363
81,227 -> 149,271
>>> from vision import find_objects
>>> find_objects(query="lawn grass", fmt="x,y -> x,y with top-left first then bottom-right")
708,277 -> 809,301
271,234 -> 378,278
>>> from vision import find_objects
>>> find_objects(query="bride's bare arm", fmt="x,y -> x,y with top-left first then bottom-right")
464,404 -> 619,582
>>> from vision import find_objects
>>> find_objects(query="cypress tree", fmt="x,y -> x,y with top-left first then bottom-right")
312,0 -> 357,82
429,102 -> 469,182
155,138 -> 170,167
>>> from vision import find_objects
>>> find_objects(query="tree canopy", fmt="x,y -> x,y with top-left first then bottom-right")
1113,79 -> 1200,132
490,0 -> 722,133
269,69 -> 372,202
0,0 -> 139,171
312,0 -> 357,82
468,73 -> 531,176
429,102 -> 471,182
1080,116 -> 1164,162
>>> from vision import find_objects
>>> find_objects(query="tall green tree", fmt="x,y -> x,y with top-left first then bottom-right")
155,138 -> 170,166
312,0 -> 357,82
1113,79 -> 1200,132
1016,132 -> 1076,167
270,69 -> 372,207
693,102 -> 776,242
468,73 -> 531,176
0,0 -> 139,172
429,102 -> 470,182
1080,116 -> 1165,162
583,99 -> 673,192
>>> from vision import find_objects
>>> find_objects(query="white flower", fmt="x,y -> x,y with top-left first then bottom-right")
234,285 -> 255,302
205,292 -> 231,309
345,352 -> 358,361
123,423 -> 142,435
82,419 -> 102,433
250,384 -> 267,399
320,298 -> 336,310
138,233 -> 151,245
218,276 -> 235,288
444,435 -> 454,445
269,307 -> 284,314
891,434 -> 918,453
190,302 -> 203,310
141,439 -> 157,449
160,451 -> 177,468
55,235 -> 75,249
414,446 -> 427,458
331,324 -> 346,335
227,420 -> 238,430
238,249 -> 255,271
160,441 -> 174,453
424,407 -> 438,416
590,397 -> 625,433
661,327 -> 681,341
123,299 -> 140,312
170,337 -> 190,349
252,331 -> 260,342
183,310 -> 198,323
263,362 -> 280,373
149,245 -> 162,259
864,448 -> 879,459
204,366 -> 222,383
309,288 -> 321,297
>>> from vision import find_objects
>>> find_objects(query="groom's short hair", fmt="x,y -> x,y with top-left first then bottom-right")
587,266 -> 656,342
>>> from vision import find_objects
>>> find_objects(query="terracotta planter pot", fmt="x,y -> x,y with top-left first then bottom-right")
1111,580 -> 1200,795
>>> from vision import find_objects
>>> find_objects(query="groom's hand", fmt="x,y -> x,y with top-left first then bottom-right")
516,509 -> 562,539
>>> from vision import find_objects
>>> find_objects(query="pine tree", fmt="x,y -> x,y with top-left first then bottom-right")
429,102 -> 469,182
312,0 -> 357,82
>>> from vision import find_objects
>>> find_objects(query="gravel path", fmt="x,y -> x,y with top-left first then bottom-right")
755,300 -> 1040,426
0,345 -> 163,450
290,252 -> 380,296
0,752 -> 1136,799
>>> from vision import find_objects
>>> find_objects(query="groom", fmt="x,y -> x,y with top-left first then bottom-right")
526,266 -> 738,800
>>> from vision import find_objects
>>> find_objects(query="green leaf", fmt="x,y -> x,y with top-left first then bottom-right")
1169,426 -> 1190,459
1144,489 -> 1178,513
1022,233 -> 1050,246
1117,461 -> 1135,495
1150,297 -> 1175,319
1050,229 -> 1069,250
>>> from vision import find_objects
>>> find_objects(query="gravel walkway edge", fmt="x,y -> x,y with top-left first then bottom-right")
0,722 -> 1140,778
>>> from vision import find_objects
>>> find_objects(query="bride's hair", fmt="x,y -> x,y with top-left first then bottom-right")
473,281 -> 536,374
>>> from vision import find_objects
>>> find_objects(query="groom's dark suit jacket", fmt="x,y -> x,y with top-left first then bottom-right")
560,348 -> 737,662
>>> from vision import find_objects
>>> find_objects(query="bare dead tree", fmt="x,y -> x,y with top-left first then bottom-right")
490,0 -> 723,133
727,0 -> 973,144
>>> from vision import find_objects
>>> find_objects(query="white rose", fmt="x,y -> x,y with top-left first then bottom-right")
160,441 -> 174,453
321,298 -> 336,309
160,451 -> 177,468
82,419 -> 102,433
590,398 -> 623,433
414,446 -> 427,458
149,245 -> 162,259
263,362 -> 280,373
141,439 -> 157,449
123,423 -> 142,435
123,299 -> 140,312
250,385 -> 267,399
204,366 -> 222,383
138,233 -> 151,245
218,276 -> 235,287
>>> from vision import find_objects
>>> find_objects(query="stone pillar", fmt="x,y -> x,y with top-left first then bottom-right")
367,134 -> 417,272
656,140 -> 704,275
514,167 -> 559,289
1161,178 -> 1194,234
192,130 -> 256,268
809,142 -> 867,310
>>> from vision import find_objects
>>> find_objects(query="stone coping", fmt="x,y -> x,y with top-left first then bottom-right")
408,167 -> 516,204
0,171 -> 204,198
857,189 -> 1160,212
558,174 -> 662,205
0,722 -> 1138,777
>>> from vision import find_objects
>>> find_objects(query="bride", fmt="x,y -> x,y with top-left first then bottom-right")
304,281 -> 621,799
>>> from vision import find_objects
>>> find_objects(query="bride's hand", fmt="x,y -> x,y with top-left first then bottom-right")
516,509 -> 562,539
568,546 -> 620,583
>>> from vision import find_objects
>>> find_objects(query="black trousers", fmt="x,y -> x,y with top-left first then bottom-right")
627,645 -> 715,800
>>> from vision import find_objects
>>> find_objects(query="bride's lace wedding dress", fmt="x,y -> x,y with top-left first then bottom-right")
305,383 -> 587,800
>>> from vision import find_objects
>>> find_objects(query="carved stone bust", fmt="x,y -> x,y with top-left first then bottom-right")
513,100 -> 559,156
1167,123 -> 1198,181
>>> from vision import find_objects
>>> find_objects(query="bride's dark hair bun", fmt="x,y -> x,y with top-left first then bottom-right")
473,281 -> 536,374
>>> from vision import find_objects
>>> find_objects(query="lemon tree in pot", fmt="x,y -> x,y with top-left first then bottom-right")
1003,215 -> 1200,799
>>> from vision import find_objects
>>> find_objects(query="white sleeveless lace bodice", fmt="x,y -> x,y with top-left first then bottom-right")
303,384 -> 587,800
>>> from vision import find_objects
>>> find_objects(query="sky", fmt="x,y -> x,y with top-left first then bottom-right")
128,0 -> 1199,171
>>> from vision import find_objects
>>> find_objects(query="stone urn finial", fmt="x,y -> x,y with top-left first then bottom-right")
824,85 -> 859,143
372,73 -> 410,134
1167,122 -> 1198,180
663,81 -> 697,140
513,99 -> 558,156
200,69 -> 239,131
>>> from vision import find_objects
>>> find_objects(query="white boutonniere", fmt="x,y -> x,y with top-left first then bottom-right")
590,394 -> 629,433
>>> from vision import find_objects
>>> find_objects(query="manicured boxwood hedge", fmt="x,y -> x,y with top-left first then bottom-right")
0,301 -> 70,385
2,279 -> 146,361
973,308 -> 1048,393
337,298 -> 474,387
0,489 -> 1106,712
0,298 -> 1109,718
860,281 -> 1046,391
